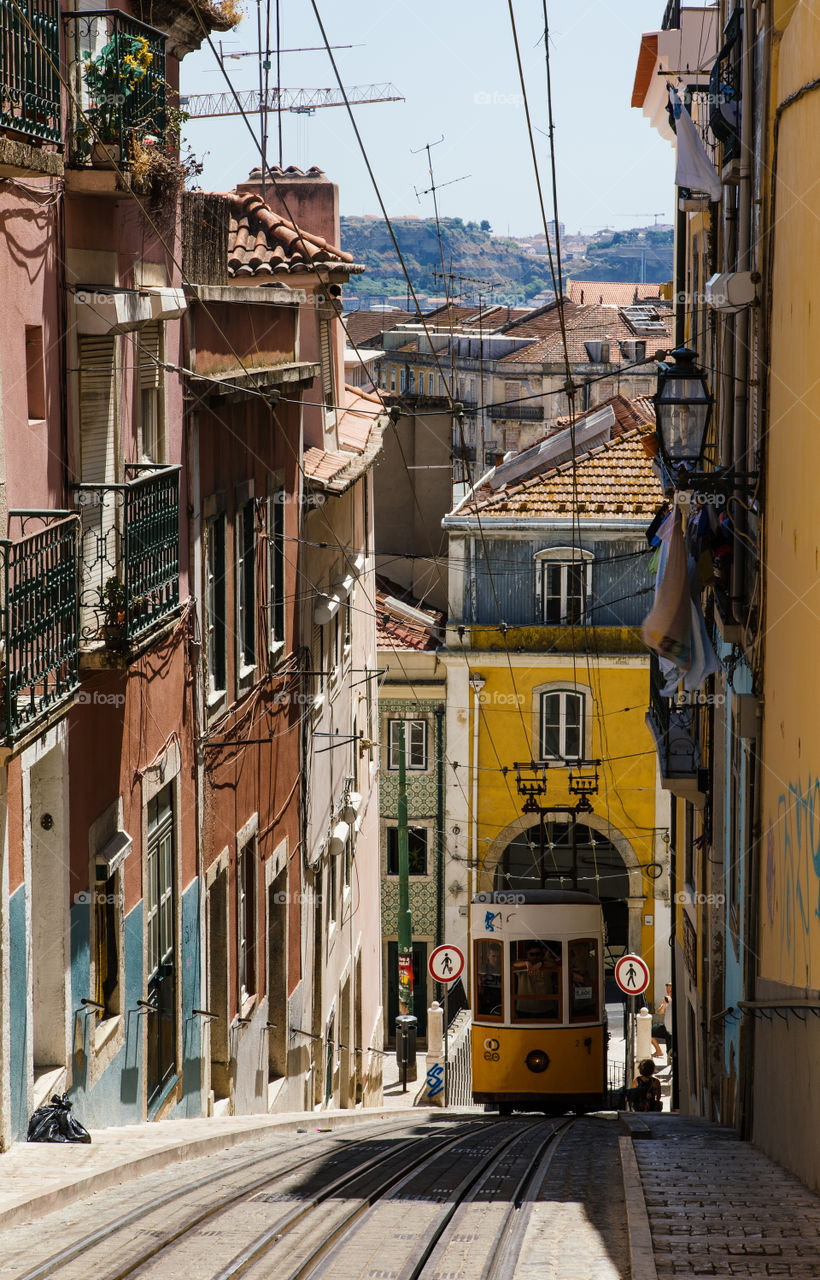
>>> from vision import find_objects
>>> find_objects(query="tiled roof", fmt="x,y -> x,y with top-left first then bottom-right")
455,429 -> 663,521
375,576 -> 444,652
499,303 -> 672,364
304,385 -> 387,493
554,393 -> 655,437
224,191 -> 364,278
343,309 -> 413,346
566,281 -> 668,307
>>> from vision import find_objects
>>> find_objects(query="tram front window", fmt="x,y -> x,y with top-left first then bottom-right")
474,939 -> 504,1019
511,939 -> 561,1021
569,938 -> 599,1020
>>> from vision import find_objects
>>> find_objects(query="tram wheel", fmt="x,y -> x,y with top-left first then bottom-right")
498,1103 -> 513,1117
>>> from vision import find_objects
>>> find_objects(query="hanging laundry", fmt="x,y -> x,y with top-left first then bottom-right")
668,86 -> 722,202
642,508 -> 692,668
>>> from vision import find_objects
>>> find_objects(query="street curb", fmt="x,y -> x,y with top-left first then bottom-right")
619,1135 -> 658,1280
619,1109 -> 653,1140
0,1107 -> 443,1232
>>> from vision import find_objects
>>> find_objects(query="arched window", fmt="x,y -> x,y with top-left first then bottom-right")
534,546 -> 593,625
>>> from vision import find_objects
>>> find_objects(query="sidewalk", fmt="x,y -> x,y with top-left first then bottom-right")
623,1113 -> 820,1279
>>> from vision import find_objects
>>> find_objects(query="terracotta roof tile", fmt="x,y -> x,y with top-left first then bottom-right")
499,302 -> 672,364
457,429 -> 663,521
566,280 -> 668,307
375,576 -> 444,652
343,309 -> 413,346
223,191 -> 365,278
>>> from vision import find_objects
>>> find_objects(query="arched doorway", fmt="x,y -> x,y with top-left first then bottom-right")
492,820 -> 631,973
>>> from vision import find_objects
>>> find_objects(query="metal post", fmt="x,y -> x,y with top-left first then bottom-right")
571,811 -> 579,891
397,722 -> 413,1016
538,807 -> 546,889
627,994 -> 636,1096
443,982 -> 449,1108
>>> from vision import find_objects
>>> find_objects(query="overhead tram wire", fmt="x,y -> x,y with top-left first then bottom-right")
186,7 -> 547,878
13,0 -> 527,882
304,0 -> 569,849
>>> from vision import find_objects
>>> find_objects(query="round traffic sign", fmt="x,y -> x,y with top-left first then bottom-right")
429,943 -> 464,984
614,953 -> 650,995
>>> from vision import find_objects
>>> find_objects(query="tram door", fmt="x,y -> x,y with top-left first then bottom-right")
386,942 -> 428,1043
146,786 -> 176,1106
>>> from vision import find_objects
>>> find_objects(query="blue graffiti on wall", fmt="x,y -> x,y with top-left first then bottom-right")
775,775 -> 820,979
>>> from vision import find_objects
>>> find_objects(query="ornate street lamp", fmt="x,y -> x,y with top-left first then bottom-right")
653,347 -> 713,475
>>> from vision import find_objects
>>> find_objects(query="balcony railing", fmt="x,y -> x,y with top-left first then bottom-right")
75,464 -> 180,649
0,512 -> 80,742
0,0 -> 61,144
709,9 -> 742,163
488,403 -> 544,421
648,652 -> 702,797
63,9 -> 165,167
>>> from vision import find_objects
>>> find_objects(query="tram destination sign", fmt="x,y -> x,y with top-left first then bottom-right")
614,953 -> 650,996
429,944 -> 464,984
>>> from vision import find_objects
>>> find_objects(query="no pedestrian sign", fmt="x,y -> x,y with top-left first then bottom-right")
429,944 -> 464,984
614,953 -> 650,995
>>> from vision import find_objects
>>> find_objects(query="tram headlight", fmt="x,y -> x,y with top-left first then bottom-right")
525,1049 -> 550,1074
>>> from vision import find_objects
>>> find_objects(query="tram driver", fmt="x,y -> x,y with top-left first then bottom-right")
512,941 -> 561,1018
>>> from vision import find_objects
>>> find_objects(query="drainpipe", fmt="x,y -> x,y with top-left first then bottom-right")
469,673 -> 485,908
730,0 -> 754,614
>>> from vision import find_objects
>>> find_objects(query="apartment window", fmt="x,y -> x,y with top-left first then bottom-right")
343,593 -> 352,658
268,488 -> 286,653
237,499 -> 256,673
319,317 -> 336,425
390,367 -> 396,393
344,827 -> 352,892
535,548 -> 592,625
540,690 -> 584,761
386,826 -> 428,876
94,869 -> 120,1018
25,326 -> 45,421
237,838 -> 257,1004
408,368 -> 415,394
328,843 -> 337,925
387,718 -> 427,770
205,513 -> 227,698
428,371 -> 434,396
312,622 -> 325,701
137,323 -> 162,461
399,366 -> 406,393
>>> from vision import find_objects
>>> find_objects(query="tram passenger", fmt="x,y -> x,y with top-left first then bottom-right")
476,940 -> 503,1017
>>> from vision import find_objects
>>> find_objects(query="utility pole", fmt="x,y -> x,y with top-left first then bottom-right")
397,721 -> 413,1016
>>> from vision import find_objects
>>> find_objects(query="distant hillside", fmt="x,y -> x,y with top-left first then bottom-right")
340,218 -> 674,301
340,217 -> 552,305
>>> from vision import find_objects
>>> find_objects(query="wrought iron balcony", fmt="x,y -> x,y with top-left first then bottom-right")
488,403 -> 544,421
0,512 -> 80,743
75,464 -> 180,650
0,0 -> 61,145
646,652 -> 704,805
63,8 -> 165,167
709,9 -> 741,163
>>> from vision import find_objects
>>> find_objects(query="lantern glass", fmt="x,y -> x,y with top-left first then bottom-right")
654,349 -> 712,468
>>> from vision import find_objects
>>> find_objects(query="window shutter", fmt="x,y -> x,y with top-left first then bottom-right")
79,335 -> 117,638
319,319 -> 335,410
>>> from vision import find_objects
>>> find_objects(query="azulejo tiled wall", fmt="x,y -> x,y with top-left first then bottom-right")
379,698 -> 445,940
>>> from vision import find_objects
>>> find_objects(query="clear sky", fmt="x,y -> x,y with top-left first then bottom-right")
181,0 -> 678,238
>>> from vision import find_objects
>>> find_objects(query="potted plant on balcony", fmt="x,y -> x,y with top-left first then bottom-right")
99,576 -> 127,648
77,33 -> 154,166
129,91 -> 202,205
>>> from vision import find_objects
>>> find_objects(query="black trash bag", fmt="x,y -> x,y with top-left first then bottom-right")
27,1094 -> 91,1144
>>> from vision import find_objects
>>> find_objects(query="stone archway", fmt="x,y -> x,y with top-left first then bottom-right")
482,811 -> 646,961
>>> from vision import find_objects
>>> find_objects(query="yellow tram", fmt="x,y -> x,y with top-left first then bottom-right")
470,889 -> 607,1114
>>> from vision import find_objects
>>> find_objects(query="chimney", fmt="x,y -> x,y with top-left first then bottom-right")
236,165 -> 340,249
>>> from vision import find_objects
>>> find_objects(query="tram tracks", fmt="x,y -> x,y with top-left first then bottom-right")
5,1117 -> 476,1280
6,1115 -> 584,1280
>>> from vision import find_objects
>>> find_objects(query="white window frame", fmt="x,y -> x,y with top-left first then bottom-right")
539,689 -> 585,762
267,482 -> 286,658
205,511 -> 227,705
237,834 -> 257,1008
534,546 -> 593,626
387,718 -> 428,771
236,494 -> 257,683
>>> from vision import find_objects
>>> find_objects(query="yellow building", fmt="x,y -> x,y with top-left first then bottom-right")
442,408 -> 670,1010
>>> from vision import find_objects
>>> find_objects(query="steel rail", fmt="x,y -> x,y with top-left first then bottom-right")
9,1117 -> 433,1280
213,1119 -> 496,1280
480,1118 -> 575,1279
290,1119 -> 548,1280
